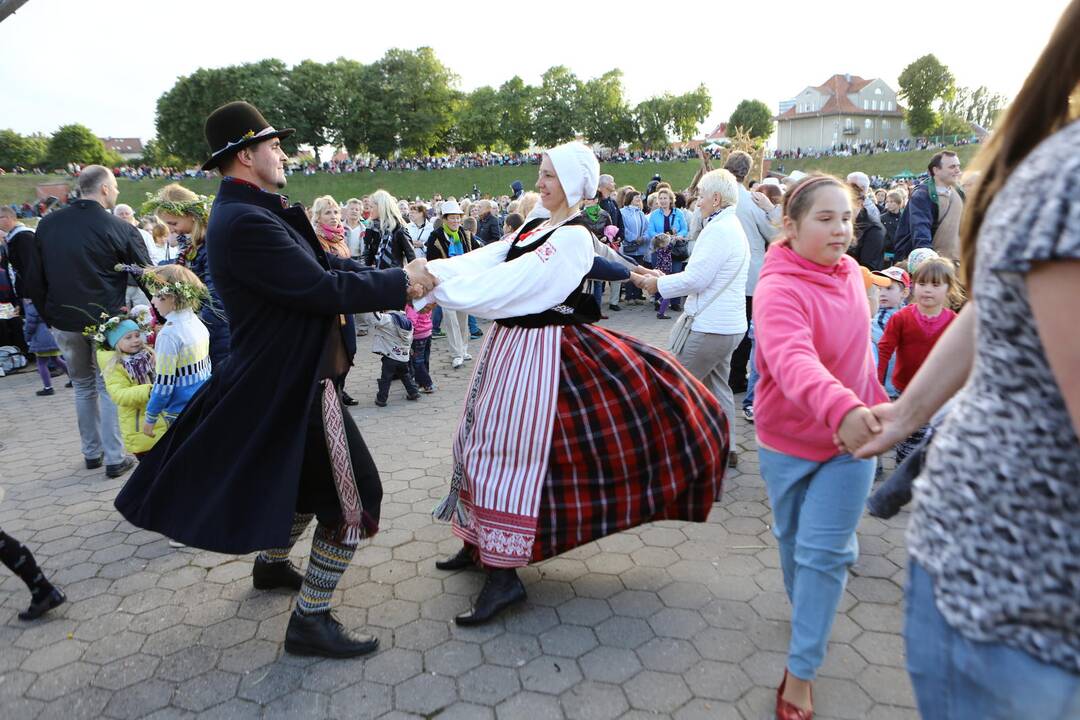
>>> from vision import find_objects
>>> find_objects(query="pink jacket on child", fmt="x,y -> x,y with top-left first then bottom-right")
405,303 -> 432,340
753,244 -> 887,461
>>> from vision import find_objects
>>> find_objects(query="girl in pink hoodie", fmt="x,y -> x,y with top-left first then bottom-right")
753,174 -> 887,720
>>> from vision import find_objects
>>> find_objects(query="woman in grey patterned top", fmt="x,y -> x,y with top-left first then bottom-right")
855,5 -> 1080,717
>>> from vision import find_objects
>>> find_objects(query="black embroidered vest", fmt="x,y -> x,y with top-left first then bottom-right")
496,216 -> 601,329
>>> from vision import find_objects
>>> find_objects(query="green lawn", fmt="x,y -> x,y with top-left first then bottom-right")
0,143 -> 985,210
0,160 -> 707,210
766,144 -> 982,179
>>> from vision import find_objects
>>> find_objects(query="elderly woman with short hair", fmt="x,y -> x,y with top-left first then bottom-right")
634,169 -> 749,466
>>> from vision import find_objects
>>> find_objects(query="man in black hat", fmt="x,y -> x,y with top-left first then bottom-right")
116,101 -> 437,658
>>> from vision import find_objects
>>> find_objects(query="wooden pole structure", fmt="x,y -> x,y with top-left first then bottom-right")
0,0 -> 31,23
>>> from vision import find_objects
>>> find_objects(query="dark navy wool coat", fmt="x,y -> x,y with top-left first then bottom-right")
115,180 -> 408,553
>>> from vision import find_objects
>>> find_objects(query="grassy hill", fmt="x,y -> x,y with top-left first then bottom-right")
767,143 -> 982,179
0,143 -> 985,210
0,160 -> 707,210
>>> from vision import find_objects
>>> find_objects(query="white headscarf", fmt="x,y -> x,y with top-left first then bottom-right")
545,141 -> 600,208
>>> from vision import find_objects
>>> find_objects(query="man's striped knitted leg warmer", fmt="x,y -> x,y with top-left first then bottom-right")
257,513 -> 314,565
295,522 -> 356,616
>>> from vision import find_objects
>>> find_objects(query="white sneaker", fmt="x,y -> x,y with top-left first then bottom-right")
463,353 -> 473,361
452,357 -> 464,369
168,540 -> 186,548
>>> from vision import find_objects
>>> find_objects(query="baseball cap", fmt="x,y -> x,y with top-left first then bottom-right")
861,266 -> 892,290
872,266 -> 910,288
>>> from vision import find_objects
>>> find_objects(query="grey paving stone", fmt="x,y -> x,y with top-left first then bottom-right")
328,680 -> 392,720
92,653 -> 161,691
25,660 -> 97,701
521,657 -> 583,695
623,670 -> 692,713
594,616 -> 654,649
636,637 -> 701,674
236,662 -> 302,704
393,673 -> 457,715
194,698 -> 262,720
424,640 -> 483,678
173,670 -> 240,712
157,645 -> 221,683
37,686 -> 112,720
579,645 -> 642,685
539,625 -> 598,658
496,690 -> 563,719
673,698 -> 744,720
608,590 -> 663,619
684,660 -> 754,701
363,647 -> 423,685
503,605 -> 560,636
435,702 -> 494,720
22,639 -> 86,673
648,607 -> 708,640
457,664 -> 521,706
102,678 -> 174,720
561,681 -> 630,720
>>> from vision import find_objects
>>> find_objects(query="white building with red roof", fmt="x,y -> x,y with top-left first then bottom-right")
99,137 -> 144,161
774,74 -> 910,152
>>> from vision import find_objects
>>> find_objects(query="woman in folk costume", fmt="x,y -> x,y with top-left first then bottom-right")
426,141 -> 730,625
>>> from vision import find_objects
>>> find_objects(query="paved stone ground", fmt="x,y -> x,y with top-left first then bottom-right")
0,304 -> 917,720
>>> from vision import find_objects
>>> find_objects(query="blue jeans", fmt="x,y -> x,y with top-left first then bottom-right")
742,321 -> 758,409
432,306 -> 443,333
53,329 -> 126,465
759,447 -> 876,680
468,315 -> 481,336
906,560 -> 1080,719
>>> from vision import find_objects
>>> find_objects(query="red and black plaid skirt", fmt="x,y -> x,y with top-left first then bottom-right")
531,323 -> 728,561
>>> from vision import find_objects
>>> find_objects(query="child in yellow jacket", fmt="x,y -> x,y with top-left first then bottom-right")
95,316 -> 167,456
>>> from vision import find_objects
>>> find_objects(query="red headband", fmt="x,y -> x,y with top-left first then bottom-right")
783,176 -> 836,217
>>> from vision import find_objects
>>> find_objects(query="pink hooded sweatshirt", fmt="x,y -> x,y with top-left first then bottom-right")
753,245 -> 887,461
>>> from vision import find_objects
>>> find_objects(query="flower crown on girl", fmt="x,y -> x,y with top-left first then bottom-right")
140,192 -> 213,222
82,308 -> 152,348
115,264 -> 210,311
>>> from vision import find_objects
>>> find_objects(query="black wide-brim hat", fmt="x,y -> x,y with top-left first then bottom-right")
202,101 -> 294,171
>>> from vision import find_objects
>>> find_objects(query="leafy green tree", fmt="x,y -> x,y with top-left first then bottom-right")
154,59 -> 295,165
670,85 -> 713,142
633,96 -> 674,150
897,54 -> 956,137
533,66 -> 580,147
381,48 -> 459,157
456,86 -> 502,152
140,138 -> 184,168
577,70 -> 635,149
0,129 -> 47,168
935,112 -> 971,140
46,124 -> 108,168
943,85 -> 1007,130
326,58 -> 375,157
497,76 -> 535,152
726,98 -> 773,140
285,60 -> 340,163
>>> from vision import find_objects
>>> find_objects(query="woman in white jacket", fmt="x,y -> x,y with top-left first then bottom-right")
633,168 -> 749,465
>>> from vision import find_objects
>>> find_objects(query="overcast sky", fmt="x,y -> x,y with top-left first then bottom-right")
0,0 -> 1069,143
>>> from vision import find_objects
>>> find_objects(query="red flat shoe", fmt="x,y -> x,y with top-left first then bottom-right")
776,670 -> 813,720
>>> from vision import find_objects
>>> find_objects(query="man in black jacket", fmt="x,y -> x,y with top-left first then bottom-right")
36,166 -> 150,478
474,200 -> 503,245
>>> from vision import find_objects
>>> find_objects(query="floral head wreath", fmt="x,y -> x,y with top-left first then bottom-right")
82,308 -> 152,346
141,192 -> 214,222
115,264 -> 211,310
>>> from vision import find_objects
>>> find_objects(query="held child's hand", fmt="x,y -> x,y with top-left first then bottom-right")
852,402 -> 917,458
142,421 -> 156,437
836,406 -> 882,455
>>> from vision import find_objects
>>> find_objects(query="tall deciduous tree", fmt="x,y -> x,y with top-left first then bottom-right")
46,124 -> 108,168
533,66 -> 580,147
285,59 -> 340,164
633,96 -> 674,150
378,47 -> 459,157
726,98 -> 773,140
326,58 -> 370,157
897,54 -> 956,137
577,70 -> 635,150
496,77 -> 535,152
670,85 -> 713,142
943,85 -> 1007,130
155,59 -> 295,165
0,129 -> 46,169
456,86 -> 502,152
